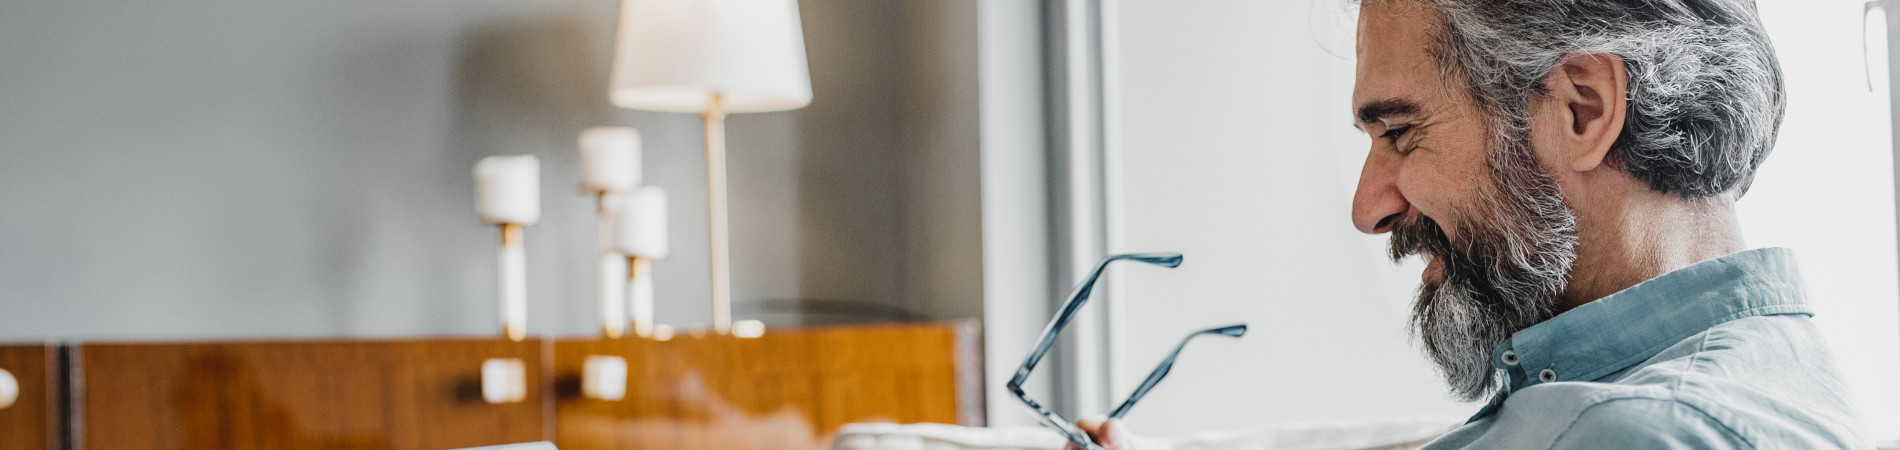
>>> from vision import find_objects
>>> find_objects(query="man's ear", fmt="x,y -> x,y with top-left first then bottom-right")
1544,53 -> 1628,173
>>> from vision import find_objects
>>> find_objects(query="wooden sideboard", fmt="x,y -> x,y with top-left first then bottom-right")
0,321 -> 979,450
551,322 -> 979,450
75,339 -> 547,450
0,344 -> 60,450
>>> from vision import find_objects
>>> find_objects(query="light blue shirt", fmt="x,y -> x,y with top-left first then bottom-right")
1423,248 -> 1869,449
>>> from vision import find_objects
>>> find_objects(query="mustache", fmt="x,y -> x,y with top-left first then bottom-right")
1387,214 -> 1458,266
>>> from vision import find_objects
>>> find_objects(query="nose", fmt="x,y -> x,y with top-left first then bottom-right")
1352,148 -> 1409,234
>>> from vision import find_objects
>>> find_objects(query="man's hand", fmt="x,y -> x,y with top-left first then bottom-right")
1065,418 -> 1132,450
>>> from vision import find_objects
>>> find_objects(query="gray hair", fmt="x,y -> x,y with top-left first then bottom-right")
1422,0 -> 1786,198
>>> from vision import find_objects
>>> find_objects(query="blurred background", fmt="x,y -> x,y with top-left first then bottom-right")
0,0 -> 1894,445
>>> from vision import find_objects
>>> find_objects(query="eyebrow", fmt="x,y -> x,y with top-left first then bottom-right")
1352,98 -> 1423,131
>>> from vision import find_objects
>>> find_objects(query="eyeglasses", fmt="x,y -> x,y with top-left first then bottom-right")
1006,253 -> 1247,450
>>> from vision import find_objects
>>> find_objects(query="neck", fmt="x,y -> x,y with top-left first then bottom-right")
1559,190 -> 1746,310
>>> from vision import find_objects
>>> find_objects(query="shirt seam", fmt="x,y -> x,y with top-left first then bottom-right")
1542,397 -> 1758,450
1673,329 -> 1710,392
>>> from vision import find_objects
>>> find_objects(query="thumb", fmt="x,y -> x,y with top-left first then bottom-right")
1077,418 -> 1106,435
1096,419 -> 1131,447
1071,418 -> 1108,449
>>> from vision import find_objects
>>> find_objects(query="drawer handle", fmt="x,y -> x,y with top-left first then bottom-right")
481,358 -> 526,404
582,355 -> 627,401
0,368 -> 16,410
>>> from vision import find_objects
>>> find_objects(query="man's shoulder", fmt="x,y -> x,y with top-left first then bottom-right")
1431,387 -> 1740,450
1550,397 -> 1752,449
1474,315 -> 1868,449
1443,384 -> 1780,450
1487,379 -> 1868,449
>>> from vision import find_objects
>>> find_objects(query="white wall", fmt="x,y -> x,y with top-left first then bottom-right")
1103,0 -> 1468,435
1745,0 -> 1900,441
1103,0 -> 1900,441
978,0 -> 1055,428
0,0 -> 985,341
900,0 -> 985,322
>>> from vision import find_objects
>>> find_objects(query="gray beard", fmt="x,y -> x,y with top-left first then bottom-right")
1387,133 -> 1579,401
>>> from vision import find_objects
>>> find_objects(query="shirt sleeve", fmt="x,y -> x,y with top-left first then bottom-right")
1547,398 -> 1751,450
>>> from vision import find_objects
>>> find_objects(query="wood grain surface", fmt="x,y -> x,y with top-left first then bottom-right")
76,338 -> 548,450
551,322 -> 980,450
0,343 -> 60,450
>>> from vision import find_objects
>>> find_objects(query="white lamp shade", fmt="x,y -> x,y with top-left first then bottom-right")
578,127 -> 642,193
611,186 -> 670,258
608,0 -> 812,113
475,155 -> 541,225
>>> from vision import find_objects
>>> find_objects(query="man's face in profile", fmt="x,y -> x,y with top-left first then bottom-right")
1349,0 -> 1581,400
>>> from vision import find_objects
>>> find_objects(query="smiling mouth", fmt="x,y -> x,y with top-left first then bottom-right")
1423,254 -> 1445,283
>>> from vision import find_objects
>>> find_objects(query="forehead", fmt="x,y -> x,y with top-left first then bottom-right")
1353,0 -> 1446,113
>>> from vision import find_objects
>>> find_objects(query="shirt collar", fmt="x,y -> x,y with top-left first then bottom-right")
1490,247 -> 1812,396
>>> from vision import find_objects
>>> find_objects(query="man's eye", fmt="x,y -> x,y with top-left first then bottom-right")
1381,125 -> 1412,140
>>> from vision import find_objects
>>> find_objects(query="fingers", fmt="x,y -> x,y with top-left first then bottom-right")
1078,418 -> 1105,434
1097,419 -> 1127,447
1065,419 -> 1104,450
1069,418 -> 1128,449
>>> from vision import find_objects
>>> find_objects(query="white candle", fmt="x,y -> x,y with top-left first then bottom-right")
599,253 -> 628,338
596,187 -> 626,338
579,127 -> 642,194
498,224 -> 527,341
628,257 -> 655,338
612,186 -> 670,259
475,155 -> 542,225
476,155 -> 538,341
611,186 -> 667,339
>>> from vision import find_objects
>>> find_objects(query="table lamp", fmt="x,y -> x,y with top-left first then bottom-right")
579,126 -> 642,338
608,0 -> 811,334
611,186 -> 670,338
475,155 -> 541,342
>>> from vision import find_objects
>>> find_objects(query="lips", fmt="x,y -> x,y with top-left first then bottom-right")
1423,254 -> 1445,283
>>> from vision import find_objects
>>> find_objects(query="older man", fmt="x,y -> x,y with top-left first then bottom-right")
1074,0 -> 1869,448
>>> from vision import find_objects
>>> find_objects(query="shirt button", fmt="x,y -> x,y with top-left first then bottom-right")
1501,350 -> 1519,366
1539,368 -> 1557,383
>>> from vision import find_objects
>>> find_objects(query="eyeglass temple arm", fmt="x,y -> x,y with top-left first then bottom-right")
1006,253 -> 1180,450
1008,253 -> 1184,392
1106,323 -> 1247,420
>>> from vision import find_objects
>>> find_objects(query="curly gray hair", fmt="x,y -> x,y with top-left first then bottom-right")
1419,0 -> 1786,198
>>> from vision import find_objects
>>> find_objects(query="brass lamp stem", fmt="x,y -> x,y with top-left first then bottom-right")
499,223 -> 526,342
702,92 -> 733,335
595,193 -> 625,339
627,256 -> 656,338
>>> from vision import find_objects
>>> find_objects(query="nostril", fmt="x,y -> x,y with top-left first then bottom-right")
1375,213 -> 1402,232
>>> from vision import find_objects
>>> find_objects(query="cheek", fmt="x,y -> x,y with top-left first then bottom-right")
1527,102 -> 1582,180
1395,136 -> 1491,229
